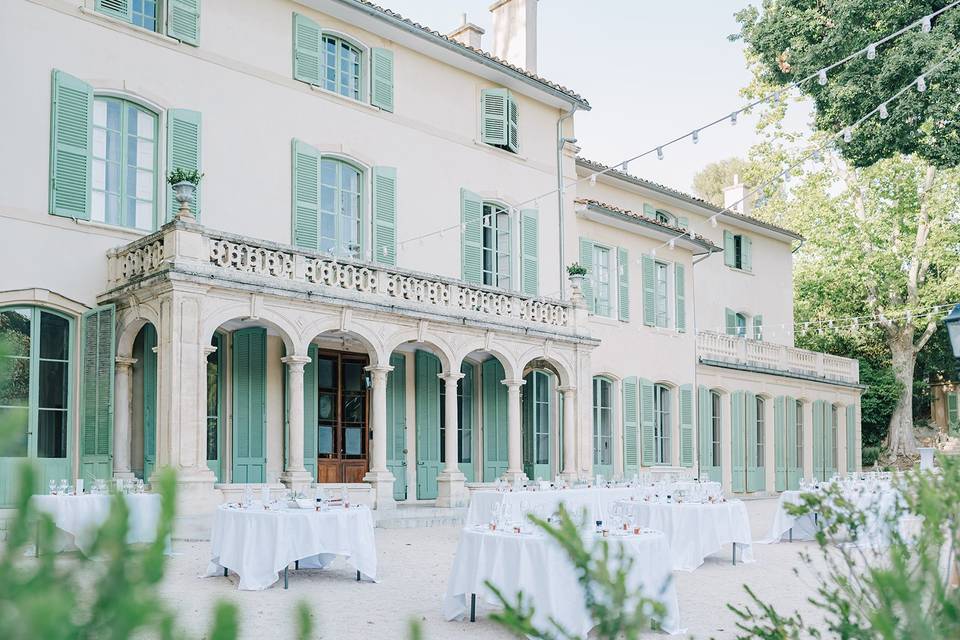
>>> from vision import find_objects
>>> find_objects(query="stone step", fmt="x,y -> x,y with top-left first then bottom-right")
374,505 -> 466,529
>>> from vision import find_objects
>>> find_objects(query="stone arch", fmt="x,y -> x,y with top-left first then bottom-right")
516,346 -> 574,387
450,337 -> 519,381
383,329 -> 456,373
116,303 -> 161,358
301,316 -> 384,365
201,302 -> 301,356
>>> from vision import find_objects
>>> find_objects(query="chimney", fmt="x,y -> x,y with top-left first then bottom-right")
448,13 -> 485,50
489,0 -> 538,73
723,173 -> 754,217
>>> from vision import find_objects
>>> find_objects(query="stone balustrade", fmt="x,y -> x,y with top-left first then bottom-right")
697,330 -> 859,384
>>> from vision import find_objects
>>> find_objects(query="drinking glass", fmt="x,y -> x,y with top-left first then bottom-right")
49,479 -> 56,495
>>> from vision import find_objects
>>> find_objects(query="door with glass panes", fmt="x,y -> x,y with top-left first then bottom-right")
523,370 -> 554,481
315,351 -> 369,483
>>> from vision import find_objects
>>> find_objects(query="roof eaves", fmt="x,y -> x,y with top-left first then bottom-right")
576,198 -> 721,253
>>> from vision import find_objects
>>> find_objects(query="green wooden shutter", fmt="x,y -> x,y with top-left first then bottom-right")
948,392 -> 960,434
723,230 -> 735,267
745,392 -> 760,491
167,0 -> 200,45
786,396 -> 799,489
50,70 -> 92,220
725,308 -> 737,335
482,358 -> 508,480
617,247 -> 629,321
460,363 -> 476,482
292,140 -> 320,250
167,109 -> 201,221
520,209 -> 539,296
742,236 -> 753,271
678,216 -> 689,229
774,396 -> 786,491
641,254 -> 656,326
579,238 -> 594,313
812,400 -> 825,481
372,166 -> 397,265
460,188 -> 484,284
232,328 -> 267,483
639,378 -> 655,466
675,263 -> 686,332
386,353 -> 407,499
506,94 -> 519,153
753,314 -> 763,341
302,344 -> 318,479
731,391 -> 745,492
292,13 -> 321,85
846,404 -> 856,472
622,377 -> 639,477
642,203 -> 656,217
370,47 -> 395,112
142,324 -> 157,480
679,384 -> 693,467
80,305 -> 115,483
95,0 -> 132,21
480,88 -> 509,147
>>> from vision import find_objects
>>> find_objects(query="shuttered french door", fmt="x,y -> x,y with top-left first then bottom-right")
386,353 -> 407,500
522,370 -> 553,482
482,358 -> 508,481
232,328 -> 266,483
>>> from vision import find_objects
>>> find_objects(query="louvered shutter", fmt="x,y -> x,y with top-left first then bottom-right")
725,308 -> 737,335
675,263 -> 686,332
520,209 -> 539,296
141,324 -> 157,480
753,314 -> 763,341
507,94 -> 519,153
95,0 -> 132,21
774,396 -> 786,491
679,384 -> 693,467
723,230 -> 735,267
302,344 -> 318,479
641,254 -> 655,326
812,400 -> 825,481
370,47 -> 395,112
372,166 -> 397,265
745,392 -> 759,491
50,70 -> 92,220
386,353 -> 407,498
293,13 -> 321,85
948,392 -> 959,434
616,247 -> 629,321
622,377 -> 639,477
166,109 -> 201,221
846,404 -> 856,472
731,391 -> 745,492
480,88 -> 509,147
80,305 -> 115,483
167,0 -> 200,45
292,140 -> 320,250
678,216 -> 689,229
642,203 -> 656,217
460,188 -> 483,284
232,328 -> 267,483
742,236 -> 753,271
579,238 -> 594,313
482,358 -> 508,480
639,378 -> 655,466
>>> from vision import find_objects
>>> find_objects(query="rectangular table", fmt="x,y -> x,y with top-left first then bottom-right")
30,493 -> 163,556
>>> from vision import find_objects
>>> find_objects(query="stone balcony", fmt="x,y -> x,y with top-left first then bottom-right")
697,330 -> 860,385
105,220 -> 585,338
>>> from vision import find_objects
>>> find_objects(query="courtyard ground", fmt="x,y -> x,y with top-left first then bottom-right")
157,497 -> 827,639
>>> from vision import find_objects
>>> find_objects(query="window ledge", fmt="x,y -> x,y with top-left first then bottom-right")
306,83 -> 381,113
473,139 -> 529,163
78,6 -> 186,47
726,266 -> 755,276
76,218 -> 150,239
588,314 -> 618,326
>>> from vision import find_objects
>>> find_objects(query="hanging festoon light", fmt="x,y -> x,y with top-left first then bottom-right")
843,127 -> 853,143
688,227 -> 696,239
668,238 -> 676,250
879,102 -> 889,119
730,111 -> 738,125
692,129 -> 700,144
917,75 -> 927,92
709,215 -> 718,228
589,173 -> 597,186
867,43 -> 877,60
818,68 -> 828,85
656,146 -> 664,160
922,15 -> 932,33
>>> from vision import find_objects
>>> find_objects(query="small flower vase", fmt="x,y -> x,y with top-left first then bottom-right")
172,181 -> 196,220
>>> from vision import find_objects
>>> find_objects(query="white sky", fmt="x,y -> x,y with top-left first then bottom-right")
382,0 -> 803,194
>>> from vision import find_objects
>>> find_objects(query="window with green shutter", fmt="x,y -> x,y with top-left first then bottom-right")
95,0 -> 200,45
592,245 -> 612,317
592,376 -> 613,476
723,229 -> 753,271
654,260 -> 669,328
675,263 -> 686,332
641,254 -> 655,326
653,384 -> 672,464
617,247 -> 629,321
579,238 -> 595,313
654,210 -> 676,226
679,384 -> 693,467
372,166 -> 397,265
752,314 -> 763,341
50,70 -> 93,220
639,378 -> 655,467
232,327 -> 267,483
370,48 -> 394,112
481,88 -> 519,153
520,209 -> 539,296
460,189 -> 484,284
166,108 -> 201,222
482,202 -> 512,289
80,305 -> 115,483
622,377 -> 639,477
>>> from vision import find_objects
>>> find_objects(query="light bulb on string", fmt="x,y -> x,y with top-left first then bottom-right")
668,239 -> 676,250
589,174 -> 597,186
867,43 -> 877,60
843,127 -> 853,143
692,129 -> 700,144
922,15 -> 932,33
879,103 -> 889,119
656,146 -> 664,160
688,228 -> 695,239
917,75 -> 927,92
709,215 -> 718,228
650,248 -> 657,258
818,69 -> 828,85
730,111 -> 738,126
621,162 -> 629,173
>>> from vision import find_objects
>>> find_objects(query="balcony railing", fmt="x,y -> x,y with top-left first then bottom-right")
106,221 -> 579,332
697,330 -> 859,384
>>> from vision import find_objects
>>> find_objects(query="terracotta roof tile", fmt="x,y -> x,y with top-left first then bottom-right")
575,198 -> 720,250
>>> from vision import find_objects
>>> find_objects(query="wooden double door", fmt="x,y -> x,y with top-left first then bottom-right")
315,351 -> 370,483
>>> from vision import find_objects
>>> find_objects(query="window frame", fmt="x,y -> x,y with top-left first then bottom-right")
795,399 -> 804,468
318,155 -> 366,259
592,244 -> 612,317
655,209 -> 676,226
756,396 -> 765,466
653,383 -> 671,465
320,31 -> 366,102
734,313 -> 748,337
654,259 -> 670,328
710,390 -> 722,467
592,376 -> 613,468
481,201 -> 513,289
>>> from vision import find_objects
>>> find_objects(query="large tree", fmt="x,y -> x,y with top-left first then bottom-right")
734,0 -> 960,460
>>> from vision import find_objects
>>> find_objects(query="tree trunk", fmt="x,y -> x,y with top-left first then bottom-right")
885,329 -> 918,458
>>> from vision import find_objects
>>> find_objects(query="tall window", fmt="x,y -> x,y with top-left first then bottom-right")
206,333 -> 222,470
439,373 -> 471,466
0,307 -> 70,460
92,97 -> 157,231
733,234 -> 744,269
592,377 -> 612,467
320,158 -> 362,258
654,384 -> 671,464
323,35 -> 362,100
756,396 -> 765,464
132,0 -> 159,30
831,404 -> 839,469
592,246 -> 611,317
710,390 -> 721,466
654,261 -> 669,328
795,400 -> 804,467
482,203 -> 511,288
734,313 -> 748,337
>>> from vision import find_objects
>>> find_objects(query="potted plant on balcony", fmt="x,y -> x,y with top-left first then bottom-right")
167,168 -> 204,221
567,262 -> 588,297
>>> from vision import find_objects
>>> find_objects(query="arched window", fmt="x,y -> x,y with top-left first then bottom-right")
655,210 -> 676,226
320,158 -> 363,257
323,34 -> 363,100
592,377 -> 613,472
654,384 -> 671,464
92,96 -> 158,231
482,202 -> 511,288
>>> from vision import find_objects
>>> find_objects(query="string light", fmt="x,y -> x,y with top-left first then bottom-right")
917,75 -> 927,92
709,216 -> 718,228
589,174 -> 597,186
668,239 -> 676,250
843,127 -> 853,143
656,146 -> 664,160
879,103 -> 889,119
692,129 -> 700,144
923,15 -> 932,32
729,111 -> 738,125
867,43 -> 877,60
818,69 -> 828,85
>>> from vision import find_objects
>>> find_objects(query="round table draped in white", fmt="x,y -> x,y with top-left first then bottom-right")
618,499 -> 754,571
465,487 -> 636,529
30,493 -> 163,556
757,490 -> 819,543
443,527 -> 683,636
203,504 -> 378,591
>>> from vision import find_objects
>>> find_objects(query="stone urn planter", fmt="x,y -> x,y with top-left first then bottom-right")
172,181 -> 197,220
568,273 -> 586,296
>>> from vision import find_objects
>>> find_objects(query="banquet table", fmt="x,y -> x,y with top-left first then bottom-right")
30,493 -> 163,556
757,490 -> 820,544
443,526 -> 683,635
203,503 -> 377,591
465,487 -> 636,529
619,499 -> 754,571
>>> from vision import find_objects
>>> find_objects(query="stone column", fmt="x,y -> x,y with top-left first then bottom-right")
558,385 -> 577,480
362,364 -> 396,510
113,356 -> 137,479
437,372 -> 467,507
503,378 -> 526,482
281,355 -> 314,489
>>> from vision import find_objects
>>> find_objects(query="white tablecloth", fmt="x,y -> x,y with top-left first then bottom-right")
443,527 -> 683,635
758,491 -> 819,543
203,504 -> 377,590
30,493 -> 163,556
466,487 -> 636,528
619,499 -> 754,571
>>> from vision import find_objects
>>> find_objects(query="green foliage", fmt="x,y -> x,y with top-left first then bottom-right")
487,506 -> 667,640
734,0 -> 960,168
566,263 -> 588,276
167,168 -> 203,185
729,456 -> 960,638
691,157 -> 749,206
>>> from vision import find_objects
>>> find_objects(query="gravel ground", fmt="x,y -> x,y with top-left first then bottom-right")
155,497 -> 828,640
